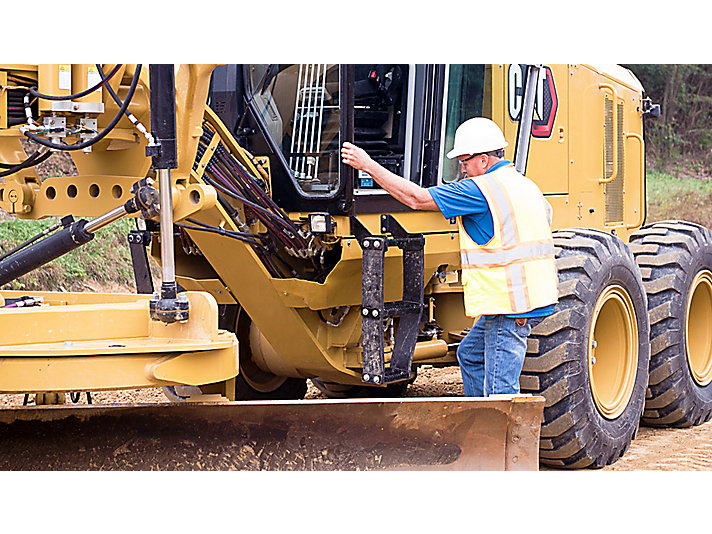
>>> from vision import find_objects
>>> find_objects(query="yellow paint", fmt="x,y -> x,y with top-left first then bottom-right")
0,63 -> 651,394
0,291 -> 238,392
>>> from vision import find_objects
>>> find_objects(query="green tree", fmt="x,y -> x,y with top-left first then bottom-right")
625,64 -> 712,175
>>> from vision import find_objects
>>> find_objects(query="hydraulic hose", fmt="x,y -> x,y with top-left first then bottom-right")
22,65 -> 142,151
175,220 -> 263,246
198,135 -> 307,246
0,149 -> 52,177
28,65 -> 121,101
202,174 -> 301,242
96,64 -> 154,144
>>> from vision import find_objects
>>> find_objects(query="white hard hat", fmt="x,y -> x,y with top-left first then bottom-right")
446,117 -> 508,159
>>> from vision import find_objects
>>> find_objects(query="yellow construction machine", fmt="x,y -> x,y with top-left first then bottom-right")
0,63 -> 707,470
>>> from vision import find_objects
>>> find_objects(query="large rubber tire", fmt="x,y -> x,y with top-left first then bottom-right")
161,306 -> 308,402
229,306 -> 308,401
630,220 -> 712,427
162,305 -> 308,402
520,228 -> 650,469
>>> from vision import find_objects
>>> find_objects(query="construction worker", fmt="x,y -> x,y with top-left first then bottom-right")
341,117 -> 558,397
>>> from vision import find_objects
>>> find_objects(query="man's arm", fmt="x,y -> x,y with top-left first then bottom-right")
341,142 -> 437,210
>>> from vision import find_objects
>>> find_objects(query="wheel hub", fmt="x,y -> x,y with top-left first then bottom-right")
685,270 -> 712,387
588,284 -> 638,419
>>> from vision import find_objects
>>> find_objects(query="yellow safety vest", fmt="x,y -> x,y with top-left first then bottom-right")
458,164 -> 558,317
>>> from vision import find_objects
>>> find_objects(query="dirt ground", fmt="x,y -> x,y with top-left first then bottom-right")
2,365 -> 711,470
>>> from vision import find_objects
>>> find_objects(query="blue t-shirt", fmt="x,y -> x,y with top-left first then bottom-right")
428,160 -> 555,319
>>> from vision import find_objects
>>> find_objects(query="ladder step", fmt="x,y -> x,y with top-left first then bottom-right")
352,215 -> 425,386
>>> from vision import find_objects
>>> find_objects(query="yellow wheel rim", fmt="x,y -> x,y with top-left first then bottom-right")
588,285 -> 638,419
685,270 -> 712,387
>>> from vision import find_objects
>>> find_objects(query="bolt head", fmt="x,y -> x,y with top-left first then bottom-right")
363,374 -> 370,381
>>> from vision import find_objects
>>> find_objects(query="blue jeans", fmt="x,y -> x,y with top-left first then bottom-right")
456,315 -> 531,397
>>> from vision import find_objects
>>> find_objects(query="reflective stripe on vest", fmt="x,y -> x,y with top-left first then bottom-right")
457,164 -> 558,316
461,241 -> 556,267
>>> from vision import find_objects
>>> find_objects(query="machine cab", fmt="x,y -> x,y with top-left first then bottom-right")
208,64 -> 488,215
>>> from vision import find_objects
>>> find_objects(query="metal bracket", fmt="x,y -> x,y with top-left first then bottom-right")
351,215 -> 425,386
128,229 -> 154,295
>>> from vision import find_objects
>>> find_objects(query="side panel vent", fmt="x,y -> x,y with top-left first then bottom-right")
604,100 -> 625,223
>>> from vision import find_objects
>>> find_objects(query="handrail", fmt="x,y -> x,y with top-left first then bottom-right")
514,64 -> 541,174
599,83 -> 619,185
625,131 -> 646,230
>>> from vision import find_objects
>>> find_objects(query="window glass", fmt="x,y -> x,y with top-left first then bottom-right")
247,64 -> 341,196
247,64 -> 410,197
442,64 -> 486,183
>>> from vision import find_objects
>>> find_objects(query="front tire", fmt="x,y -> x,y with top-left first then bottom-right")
520,228 -> 650,468
228,306 -> 308,400
163,305 -> 308,402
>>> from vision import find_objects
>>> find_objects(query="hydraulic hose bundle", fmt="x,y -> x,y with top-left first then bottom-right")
193,125 -> 327,281
21,65 -> 142,152
0,65 -> 144,176
0,149 -> 52,178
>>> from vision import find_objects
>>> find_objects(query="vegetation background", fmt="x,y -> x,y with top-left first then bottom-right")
624,65 -> 712,229
1,64 -> 711,292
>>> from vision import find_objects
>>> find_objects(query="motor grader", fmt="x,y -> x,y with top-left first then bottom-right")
0,63 -> 708,470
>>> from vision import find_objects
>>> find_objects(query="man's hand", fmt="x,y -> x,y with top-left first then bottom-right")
340,141 -> 438,211
341,142 -> 374,173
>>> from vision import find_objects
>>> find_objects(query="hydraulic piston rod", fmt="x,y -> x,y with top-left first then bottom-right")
146,64 -> 188,324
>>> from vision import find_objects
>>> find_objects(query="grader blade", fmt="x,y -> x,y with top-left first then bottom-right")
0,395 -> 544,470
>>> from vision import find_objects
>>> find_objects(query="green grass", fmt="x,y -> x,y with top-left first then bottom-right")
0,216 -> 137,292
646,170 -> 712,228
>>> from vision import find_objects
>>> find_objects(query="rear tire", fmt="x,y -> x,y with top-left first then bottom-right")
520,228 -> 650,468
630,220 -> 712,427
